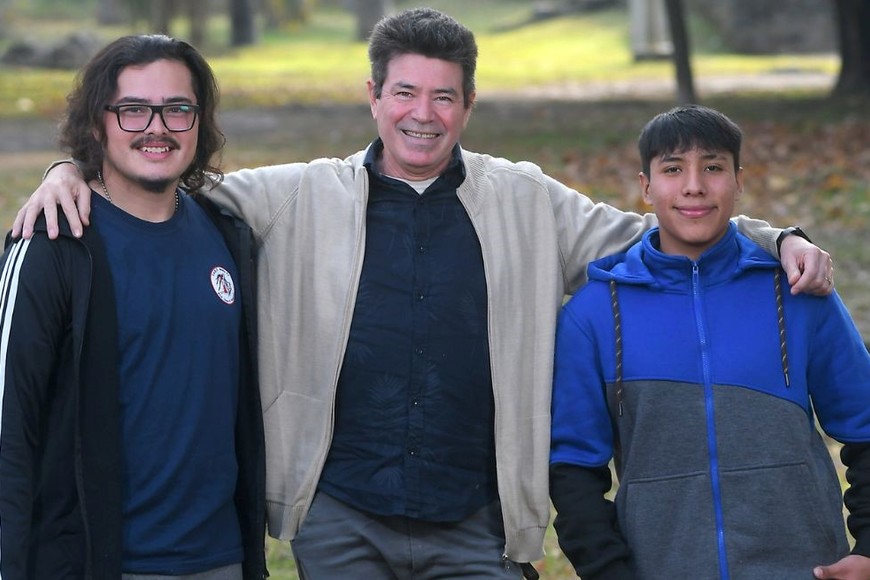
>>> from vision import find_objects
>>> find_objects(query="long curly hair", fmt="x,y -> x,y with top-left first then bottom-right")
58,34 -> 225,191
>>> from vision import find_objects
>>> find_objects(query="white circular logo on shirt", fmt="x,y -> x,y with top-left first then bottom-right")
211,266 -> 236,304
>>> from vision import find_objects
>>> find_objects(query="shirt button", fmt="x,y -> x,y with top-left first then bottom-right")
415,347 -> 424,355
417,293 -> 425,301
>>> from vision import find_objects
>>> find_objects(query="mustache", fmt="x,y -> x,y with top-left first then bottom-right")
131,136 -> 181,149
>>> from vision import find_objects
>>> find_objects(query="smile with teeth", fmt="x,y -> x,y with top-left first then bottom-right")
403,129 -> 438,139
140,145 -> 172,153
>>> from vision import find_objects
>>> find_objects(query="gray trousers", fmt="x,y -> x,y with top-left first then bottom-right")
291,491 -> 525,579
122,562 -> 242,580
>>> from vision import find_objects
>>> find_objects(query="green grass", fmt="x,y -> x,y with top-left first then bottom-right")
266,538 -> 299,579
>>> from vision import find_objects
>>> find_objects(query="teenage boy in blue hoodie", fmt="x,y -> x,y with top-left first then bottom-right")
549,105 -> 870,580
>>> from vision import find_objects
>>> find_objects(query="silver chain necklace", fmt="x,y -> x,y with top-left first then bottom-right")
97,170 -> 179,213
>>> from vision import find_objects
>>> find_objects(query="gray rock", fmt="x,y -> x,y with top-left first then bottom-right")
1,32 -> 103,69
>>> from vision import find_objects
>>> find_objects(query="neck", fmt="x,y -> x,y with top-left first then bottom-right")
94,170 -> 180,222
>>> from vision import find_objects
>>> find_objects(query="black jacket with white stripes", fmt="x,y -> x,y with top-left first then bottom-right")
0,195 -> 267,580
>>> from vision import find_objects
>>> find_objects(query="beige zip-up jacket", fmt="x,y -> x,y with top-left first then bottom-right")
207,145 -> 779,562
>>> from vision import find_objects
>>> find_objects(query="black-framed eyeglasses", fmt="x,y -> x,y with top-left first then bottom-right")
104,103 -> 201,132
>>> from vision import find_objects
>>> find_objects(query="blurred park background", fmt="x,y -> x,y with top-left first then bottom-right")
1,0 -> 868,577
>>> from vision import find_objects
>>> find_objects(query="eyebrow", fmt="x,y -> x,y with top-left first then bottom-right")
113,96 -> 196,105
659,150 -> 728,162
391,81 -> 459,97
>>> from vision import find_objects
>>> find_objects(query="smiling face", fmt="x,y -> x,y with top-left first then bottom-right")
100,59 -> 199,196
368,53 -> 475,181
641,147 -> 743,261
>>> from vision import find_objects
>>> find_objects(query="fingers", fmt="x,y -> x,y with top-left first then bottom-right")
780,234 -> 833,296
813,554 -> 870,579
790,252 -> 834,296
43,203 -> 59,240
15,201 -> 56,240
57,183 -> 92,238
76,183 -> 92,228
13,160 -> 88,240
11,206 -> 26,239
13,175 -> 92,240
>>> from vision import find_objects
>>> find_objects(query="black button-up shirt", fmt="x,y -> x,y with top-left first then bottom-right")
318,141 -> 498,521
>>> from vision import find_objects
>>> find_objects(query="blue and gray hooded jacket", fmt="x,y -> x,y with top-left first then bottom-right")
550,223 -> 870,579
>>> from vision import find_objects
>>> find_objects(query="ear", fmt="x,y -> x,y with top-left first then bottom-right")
462,91 -> 476,128
639,171 -> 653,205
734,166 -> 744,200
366,79 -> 378,119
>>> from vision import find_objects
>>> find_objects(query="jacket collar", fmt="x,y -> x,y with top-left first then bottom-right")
362,138 -> 466,188
589,222 -> 780,290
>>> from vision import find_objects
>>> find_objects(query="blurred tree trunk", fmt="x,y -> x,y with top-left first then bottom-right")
97,0 -> 126,25
152,0 -> 173,35
188,0 -> 207,47
123,0 -> 150,29
354,0 -> 393,41
286,0 -> 310,23
260,0 -> 281,30
663,0 -> 697,104
231,0 -> 258,46
0,0 -> 9,38
832,0 -> 870,95
629,0 -> 672,60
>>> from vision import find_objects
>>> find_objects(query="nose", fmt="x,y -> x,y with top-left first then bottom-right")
683,169 -> 705,195
411,98 -> 434,122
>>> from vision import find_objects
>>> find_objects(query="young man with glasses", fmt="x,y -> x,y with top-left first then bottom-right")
0,35 -> 267,579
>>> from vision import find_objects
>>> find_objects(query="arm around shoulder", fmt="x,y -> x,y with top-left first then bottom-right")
545,176 -> 656,293
12,160 -> 93,240
206,162 -> 312,237
734,217 -> 834,296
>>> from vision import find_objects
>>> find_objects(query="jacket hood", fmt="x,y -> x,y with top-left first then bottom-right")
588,222 -> 781,290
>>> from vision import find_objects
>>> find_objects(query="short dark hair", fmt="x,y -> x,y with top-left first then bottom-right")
638,105 -> 742,176
367,7 -> 478,108
58,34 -> 225,191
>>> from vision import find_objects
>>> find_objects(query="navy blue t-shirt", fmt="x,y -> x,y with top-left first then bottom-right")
92,191 -> 243,574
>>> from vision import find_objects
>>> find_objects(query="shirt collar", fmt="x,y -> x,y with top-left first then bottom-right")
363,139 -> 466,189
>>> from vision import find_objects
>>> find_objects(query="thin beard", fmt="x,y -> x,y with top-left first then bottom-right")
137,177 -> 175,193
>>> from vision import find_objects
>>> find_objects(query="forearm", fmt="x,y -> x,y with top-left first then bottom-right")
550,177 -> 657,293
841,442 -> 870,556
41,158 -> 304,240
205,163 -> 305,236
732,214 -> 781,257
550,462 -> 633,579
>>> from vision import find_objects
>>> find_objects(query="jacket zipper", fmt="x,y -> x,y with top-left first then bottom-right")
693,263 -> 730,580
